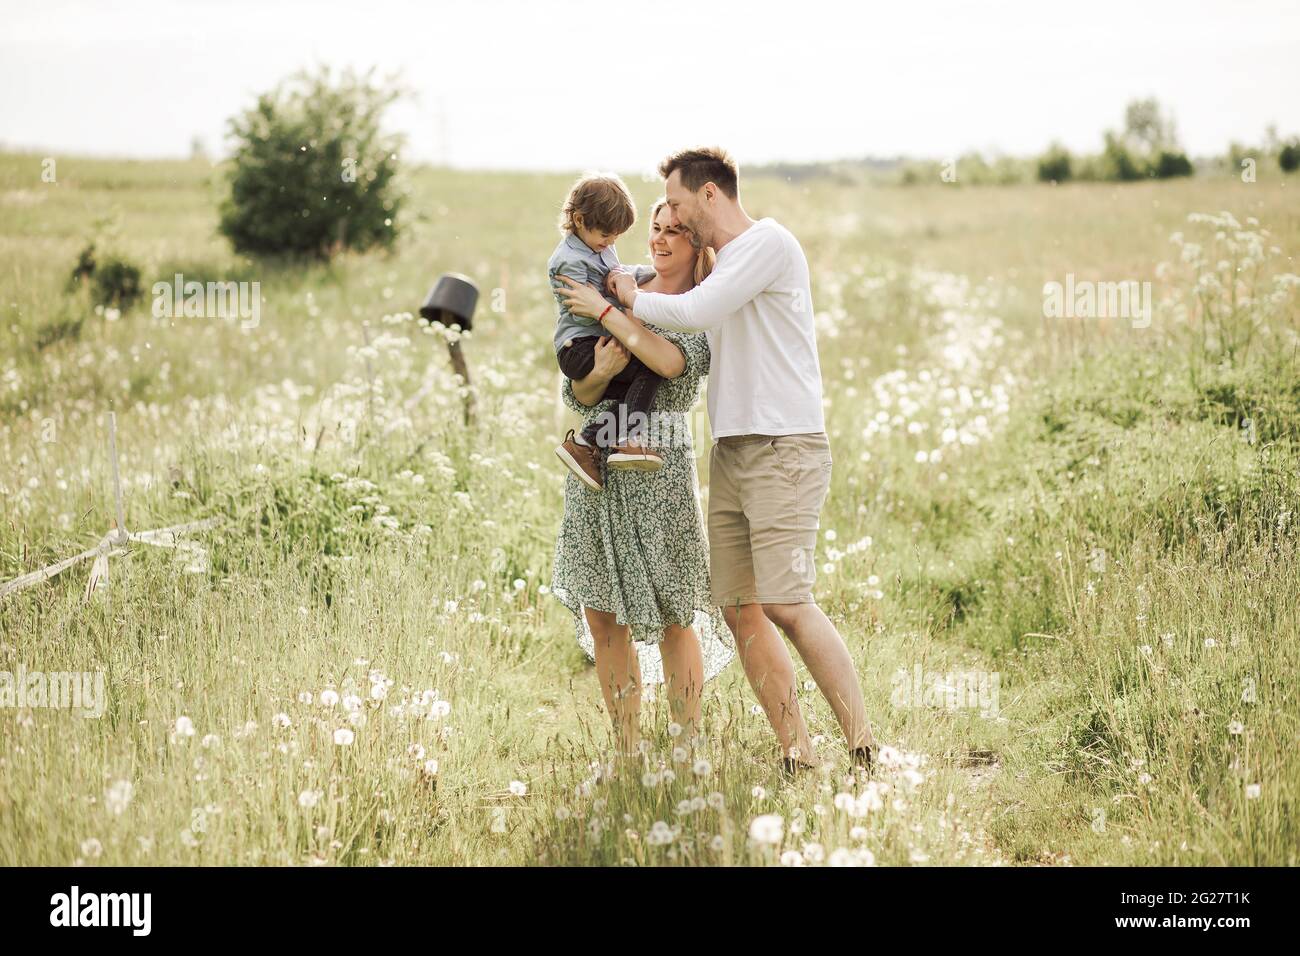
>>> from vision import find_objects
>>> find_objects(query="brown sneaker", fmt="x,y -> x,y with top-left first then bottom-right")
607,441 -> 663,472
555,430 -> 603,491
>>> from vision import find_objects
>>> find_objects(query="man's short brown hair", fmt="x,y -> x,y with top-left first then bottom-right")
559,173 -> 637,236
658,146 -> 739,198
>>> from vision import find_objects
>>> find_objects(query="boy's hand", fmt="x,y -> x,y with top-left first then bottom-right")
608,271 -> 637,307
604,267 -> 631,297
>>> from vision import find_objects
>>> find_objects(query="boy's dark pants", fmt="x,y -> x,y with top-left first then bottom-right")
557,334 -> 662,450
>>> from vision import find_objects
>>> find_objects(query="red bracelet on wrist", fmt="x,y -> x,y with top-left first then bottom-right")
597,304 -> 614,324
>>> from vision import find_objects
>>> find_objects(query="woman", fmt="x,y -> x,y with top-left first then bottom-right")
550,200 -> 732,758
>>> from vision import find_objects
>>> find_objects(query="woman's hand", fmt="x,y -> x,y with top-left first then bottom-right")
590,335 -> 630,380
572,336 -> 629,407
553,274 -> 611,319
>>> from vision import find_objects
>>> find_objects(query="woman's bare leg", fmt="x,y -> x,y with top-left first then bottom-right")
586,607 -> 641,755
659,623 -> 704,736
723,603 -> 817,764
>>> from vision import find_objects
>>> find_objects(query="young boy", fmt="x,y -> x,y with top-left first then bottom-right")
550,173 -> 663,492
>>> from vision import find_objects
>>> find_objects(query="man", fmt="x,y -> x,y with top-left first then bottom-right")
609,146 -> 877,775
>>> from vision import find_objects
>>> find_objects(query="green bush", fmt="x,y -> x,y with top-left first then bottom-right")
1150,149 -> 1193,179
1036,143 -> 1073,183
1099,132 -> 1143,182
1280,139 -> 1300,173
67,242 -> 144,309
218,66 -> 406,260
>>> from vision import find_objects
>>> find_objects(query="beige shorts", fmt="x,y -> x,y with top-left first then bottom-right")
708,432 -> 833,607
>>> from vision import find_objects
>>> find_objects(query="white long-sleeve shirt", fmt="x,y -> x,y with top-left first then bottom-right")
631,217 -> 825,438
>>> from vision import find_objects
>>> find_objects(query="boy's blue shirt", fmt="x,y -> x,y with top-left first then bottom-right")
549,232 -> 655,353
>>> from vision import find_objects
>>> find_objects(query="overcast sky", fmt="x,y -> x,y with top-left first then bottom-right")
2,0 -> 1297,172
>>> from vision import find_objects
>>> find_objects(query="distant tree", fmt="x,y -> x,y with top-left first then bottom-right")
1151,150 -> 1194,179
1100,131 -> 1143,182
219,66 -> 406,260
1280,139 -> 1300,173
1037,142 -> 1073,183
1122,97 -> 1178,155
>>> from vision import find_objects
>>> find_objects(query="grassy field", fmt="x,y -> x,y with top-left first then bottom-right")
1,153 -> 1297,866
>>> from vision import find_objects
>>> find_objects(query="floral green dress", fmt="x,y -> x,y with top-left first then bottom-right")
551,327 -> 734,685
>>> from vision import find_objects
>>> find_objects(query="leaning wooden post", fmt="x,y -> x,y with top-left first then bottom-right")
419,273 -> 479,427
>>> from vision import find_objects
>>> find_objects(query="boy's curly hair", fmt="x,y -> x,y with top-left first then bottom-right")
558,173 -> 637,236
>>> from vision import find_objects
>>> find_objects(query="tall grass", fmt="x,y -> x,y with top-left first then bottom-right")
1,155 -> 1296,865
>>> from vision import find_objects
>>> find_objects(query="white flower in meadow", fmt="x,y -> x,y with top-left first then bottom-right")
780,850 -> 804,866
850,825 -> 868,841
867,574 -> 880,587
647,821 -> 675,846
752,785 -> 767,800
1138,773 -> 1153,786
676,799 -> 693,816
803,842 -> 826,863
201,734 -> 221,750
105,780 -> 133,816
369,682 -> 388,701
298,790 -> 321,809
857,848 -> 877,866
423,758 -> 439,775
297,692 -> 313,705
320,689 -> 340,707
471,579 -> 486,592
750,704 -> 763,716
333,728 -> 355,747
273,713 -> 292,729
1204,637 -> 1217,649
342,694 -> 362,713
829,848 -> 857,867
348,710 -> 367,729
909,848 -> 930,863
834,792 -> 856,812
1228,720 -> 1244,735
555,806 -> 571,821
79,837 -> 103,859
171,716 -> 195,742
876,745 -> 901,769
512,578 -> 525,591
642,771 -> 661,788
693,758 -> 712,776
711,835 -> 725,852
667,721 -> 683,738
1245,784 -> 1261,800
1140,645 -> 1153,657
180,829 -> 200,849
749,814 -> 784,845
707,791 -> 725,810
672,746 -> 689,764
443,600 -> 459,614
509,780 -> 527,797
661,768 -> 676,784
428,700 -> 452,719
408,743 -> 426,760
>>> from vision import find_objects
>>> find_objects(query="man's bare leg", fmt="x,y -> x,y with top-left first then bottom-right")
762,602 -> 876,751
723,603 -> 817,764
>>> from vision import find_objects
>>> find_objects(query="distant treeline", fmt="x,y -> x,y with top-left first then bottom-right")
749,98 -> 1298,187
